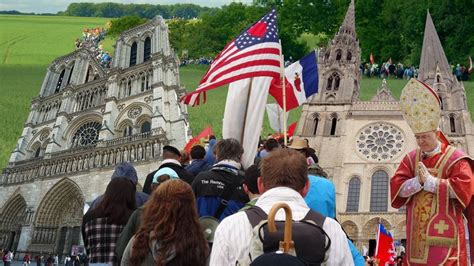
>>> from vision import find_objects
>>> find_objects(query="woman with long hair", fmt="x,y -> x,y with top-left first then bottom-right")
82,177 -> 136,265
122,179 -> 209,266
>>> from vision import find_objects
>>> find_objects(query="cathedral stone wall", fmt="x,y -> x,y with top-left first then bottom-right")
0,16 -> 189,256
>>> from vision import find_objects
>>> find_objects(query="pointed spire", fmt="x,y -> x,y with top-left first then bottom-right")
371,79 -> 396,102
339,0 -> 356,35
418,10 -> 452,82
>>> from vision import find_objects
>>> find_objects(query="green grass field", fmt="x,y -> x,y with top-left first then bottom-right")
1,15 -> 473,168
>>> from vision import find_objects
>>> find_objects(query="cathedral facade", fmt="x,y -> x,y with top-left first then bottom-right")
0,17 -> 189,255
296,1 -> 474,253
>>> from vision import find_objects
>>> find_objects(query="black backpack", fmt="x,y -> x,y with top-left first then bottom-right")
238,205 -> 331,265
199,167 -> 243,243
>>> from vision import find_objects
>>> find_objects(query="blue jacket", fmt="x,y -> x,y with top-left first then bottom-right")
304,175 -> 364,266
185,159 -> 210,177
205,139 -> 217,166
305,175 -> 336,218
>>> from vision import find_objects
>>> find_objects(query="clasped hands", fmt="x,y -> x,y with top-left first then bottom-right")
416,162 -> 438,193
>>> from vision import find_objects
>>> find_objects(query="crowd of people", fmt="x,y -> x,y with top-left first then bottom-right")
0,251 -> 78,266
360,60 -> 471,81
0,134 -> 409,266
78,78 -> 472,266
453,63 -> 471,81
5,78 -> 474,265
75,27 -> 112,69
360,61 -> 418,80
179,57 -> 214,67
72,135 -> 373,265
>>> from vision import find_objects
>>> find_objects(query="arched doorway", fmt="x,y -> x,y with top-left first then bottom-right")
32,178 -> 84,256
0,194 -> 27,252
341,220 -> 359,242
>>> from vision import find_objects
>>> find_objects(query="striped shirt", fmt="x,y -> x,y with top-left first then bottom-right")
210,187 -> 354,266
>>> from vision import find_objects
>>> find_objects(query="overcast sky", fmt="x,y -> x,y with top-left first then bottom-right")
0,0 -> 253,14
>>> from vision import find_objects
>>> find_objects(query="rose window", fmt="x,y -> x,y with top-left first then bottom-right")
128,106 -> 142,119
356,123 -> 405,162
72,122 -> 102,147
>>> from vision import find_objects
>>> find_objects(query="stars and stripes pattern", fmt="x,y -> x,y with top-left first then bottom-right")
180,9 -> 281,106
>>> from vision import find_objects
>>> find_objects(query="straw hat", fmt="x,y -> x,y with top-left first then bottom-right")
287,138 -> 308,150
399,78 -> 441,134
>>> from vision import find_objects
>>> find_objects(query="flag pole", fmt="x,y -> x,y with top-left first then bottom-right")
240,78 -> 253,145
279,40 -> 288,146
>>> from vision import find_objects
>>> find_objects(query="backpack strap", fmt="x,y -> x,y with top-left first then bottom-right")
245,206 -> 268,227
302,209 -> 326,226
211,168 -> 241,220
246,206 -> 327,227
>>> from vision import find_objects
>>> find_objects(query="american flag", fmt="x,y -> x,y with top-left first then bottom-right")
180,9 -> 281,106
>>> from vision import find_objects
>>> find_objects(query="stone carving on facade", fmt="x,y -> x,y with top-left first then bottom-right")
144,96 -> 152,104
128,106 -> 143,119
107,74 -> 118,83
39,131 -> 50,142
371,79 -> 397,102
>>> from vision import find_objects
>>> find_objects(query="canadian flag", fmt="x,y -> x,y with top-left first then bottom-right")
269,51 -> 319,111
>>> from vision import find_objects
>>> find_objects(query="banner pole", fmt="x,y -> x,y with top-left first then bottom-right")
279,40 -> 288,146
240,78 -> 253,145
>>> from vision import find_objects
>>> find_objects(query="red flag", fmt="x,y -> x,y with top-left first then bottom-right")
180,9 -> 281,106
375,224 -> 396,265
287,122 -> 297,137
370,52 -> 375,65
184,127 -> 214,152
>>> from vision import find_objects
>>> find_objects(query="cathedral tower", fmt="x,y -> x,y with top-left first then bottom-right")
418,11 -> 473,147
313,0 -> 361,104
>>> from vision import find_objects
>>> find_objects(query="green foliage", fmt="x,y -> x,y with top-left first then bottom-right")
298,33 -> 330,50
63,2 -> 217,19
107,16 -> 148,37
254,0 -> 474,66
47,1 -> 474,65
167,2 -> 309,60
356,0 -> 474,65
168,3 -> 274,58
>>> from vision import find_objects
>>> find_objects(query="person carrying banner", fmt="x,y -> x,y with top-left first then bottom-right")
390,78 -> 474,265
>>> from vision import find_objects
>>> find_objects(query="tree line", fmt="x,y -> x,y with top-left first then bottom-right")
59,3 -> 217,19
67,1 -> 474,66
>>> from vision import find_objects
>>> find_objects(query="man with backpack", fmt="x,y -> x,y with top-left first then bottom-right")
192,138 -> 248,220
210,148 -> 353,265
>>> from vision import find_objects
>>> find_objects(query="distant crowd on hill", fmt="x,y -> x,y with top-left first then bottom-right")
360,59 -> 472,81
75,27 -> 112,69
360,62 -> 418,80
179,57 -> 214,66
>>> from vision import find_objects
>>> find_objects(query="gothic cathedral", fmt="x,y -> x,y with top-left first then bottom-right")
0,17 -> 189,255
296,1 -> 474,252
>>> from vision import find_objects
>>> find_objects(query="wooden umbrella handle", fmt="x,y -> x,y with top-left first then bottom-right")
268,202 -> 294,253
